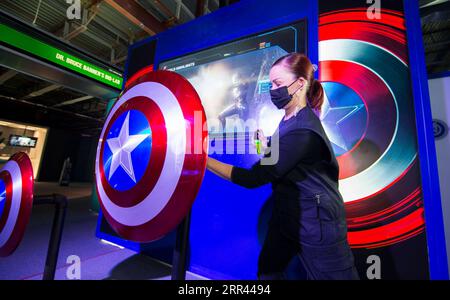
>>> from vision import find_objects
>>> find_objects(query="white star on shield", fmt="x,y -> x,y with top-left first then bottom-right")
106,111 -> 150,183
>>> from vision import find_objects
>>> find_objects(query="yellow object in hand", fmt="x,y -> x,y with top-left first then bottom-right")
255,139 -> 261,154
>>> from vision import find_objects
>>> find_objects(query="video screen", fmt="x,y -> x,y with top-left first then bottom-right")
8,135 -> 38,148
159,21 -> 306,137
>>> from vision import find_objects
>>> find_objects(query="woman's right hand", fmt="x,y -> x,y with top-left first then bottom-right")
254,129 -> 268,154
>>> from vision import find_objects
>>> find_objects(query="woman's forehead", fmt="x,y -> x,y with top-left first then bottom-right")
269,64 -> 294,81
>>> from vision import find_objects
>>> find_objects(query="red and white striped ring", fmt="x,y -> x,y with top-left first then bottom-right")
0,152 -> 34,257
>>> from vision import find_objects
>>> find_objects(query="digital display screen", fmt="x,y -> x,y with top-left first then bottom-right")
8,135 -> 38,148
159,21 -> 306,137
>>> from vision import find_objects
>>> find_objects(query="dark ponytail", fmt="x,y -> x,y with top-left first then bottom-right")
272,53 -> 324,111
307,79 -> 324,111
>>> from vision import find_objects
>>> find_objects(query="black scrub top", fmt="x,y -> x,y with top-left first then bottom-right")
231,105 -> 348,246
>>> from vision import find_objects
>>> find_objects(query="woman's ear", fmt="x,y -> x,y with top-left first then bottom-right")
297,77 -> 307,90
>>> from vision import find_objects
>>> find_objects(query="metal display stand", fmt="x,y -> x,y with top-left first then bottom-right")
171,210 -> 192,280
33,194 -> 68,280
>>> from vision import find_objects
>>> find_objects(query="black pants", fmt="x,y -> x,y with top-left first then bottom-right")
257,225 -> 360,280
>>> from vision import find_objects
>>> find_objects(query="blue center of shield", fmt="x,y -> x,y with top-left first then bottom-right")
0,179 -> 6,218
103,110 -> 152,191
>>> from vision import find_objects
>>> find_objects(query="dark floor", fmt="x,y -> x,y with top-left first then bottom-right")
0,182 -> 207,280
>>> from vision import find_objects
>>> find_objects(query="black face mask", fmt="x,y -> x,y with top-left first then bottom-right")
269,79 -> 301,109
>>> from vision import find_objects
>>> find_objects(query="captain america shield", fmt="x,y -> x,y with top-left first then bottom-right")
0,152 -> 34,257
95,70 -> 208,242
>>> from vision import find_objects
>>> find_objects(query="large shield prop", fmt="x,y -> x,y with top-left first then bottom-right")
95,70 -> 208,242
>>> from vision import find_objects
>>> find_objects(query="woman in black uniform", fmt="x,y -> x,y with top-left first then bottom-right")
206,53 -> 359,280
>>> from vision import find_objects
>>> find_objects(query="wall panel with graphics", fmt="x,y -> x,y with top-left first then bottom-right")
318,0 -> 447,279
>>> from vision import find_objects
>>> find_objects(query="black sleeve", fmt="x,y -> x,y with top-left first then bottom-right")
230,129 -> 322,188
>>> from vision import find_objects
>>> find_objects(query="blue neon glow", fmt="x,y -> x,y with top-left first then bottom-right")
404,0 -> 449,279
103,110 -> 152,191
0,179 -> 6,218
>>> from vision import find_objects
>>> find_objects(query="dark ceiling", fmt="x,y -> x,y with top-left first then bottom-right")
420,0 -> 450,74
0,0 -> 239,134
0,0 -> 448,135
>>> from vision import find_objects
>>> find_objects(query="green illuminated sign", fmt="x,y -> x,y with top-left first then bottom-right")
0,24 -> 123,90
